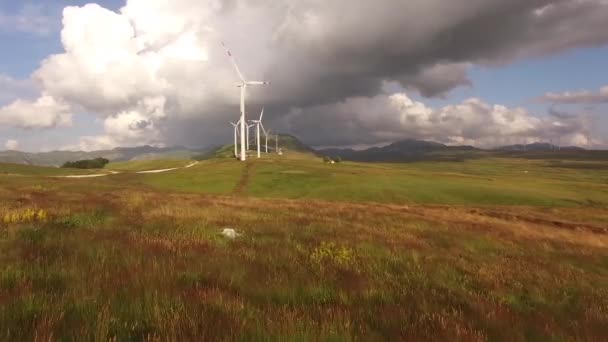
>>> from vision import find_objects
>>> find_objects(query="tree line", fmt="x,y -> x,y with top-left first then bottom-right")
61,157 -> 109,169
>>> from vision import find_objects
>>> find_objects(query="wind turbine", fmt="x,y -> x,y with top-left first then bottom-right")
222,42 -> 269,161
230,121 -> 240,158
275,134 -> 282,155
246,122 -> 255,151
250,107 -> 269,158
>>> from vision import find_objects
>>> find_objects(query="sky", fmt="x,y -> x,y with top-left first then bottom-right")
0,0 -> 607,152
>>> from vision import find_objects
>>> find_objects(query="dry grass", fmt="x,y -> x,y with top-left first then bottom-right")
0,183 -> 606,340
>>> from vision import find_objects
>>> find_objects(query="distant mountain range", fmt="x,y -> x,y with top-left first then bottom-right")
317,139 -> 479,162
0,146 -> 206,167
0,137 -> 596,167
317,140 -> 590,162
496,142 -> 585,152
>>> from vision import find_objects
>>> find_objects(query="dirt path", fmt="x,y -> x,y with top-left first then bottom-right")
135,162 -> 198,174
60,171 -> 120,178
51,162 -> 199,178
233,161 -> 254,195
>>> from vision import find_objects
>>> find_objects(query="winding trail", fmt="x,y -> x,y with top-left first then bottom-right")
233,161 -> 254,195
52,162 -> 199,178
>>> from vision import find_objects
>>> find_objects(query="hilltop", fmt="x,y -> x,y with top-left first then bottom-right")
201,134 -> 317,160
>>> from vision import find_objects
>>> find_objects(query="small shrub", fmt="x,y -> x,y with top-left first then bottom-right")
310,242 -> 355,269
323,156 -> 332,163
2,208 -> 48,224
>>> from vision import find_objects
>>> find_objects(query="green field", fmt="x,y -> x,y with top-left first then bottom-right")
118,154 -> 608,207
0,152 -> 607,340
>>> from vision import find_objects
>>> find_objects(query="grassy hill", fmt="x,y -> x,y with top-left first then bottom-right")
201,134 -> 318,161
0,150 -> 607,339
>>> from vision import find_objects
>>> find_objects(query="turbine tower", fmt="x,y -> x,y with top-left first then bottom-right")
222,42 -> 269,161
230,121 -> 240,158
246,122 -> 255,151
250,107 -> 269,158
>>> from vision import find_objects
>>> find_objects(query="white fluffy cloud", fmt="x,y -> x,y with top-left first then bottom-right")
0,75 -> 35,105
4,139 -> 18,150
282,93 -> 595,148
0,94 -> 72,129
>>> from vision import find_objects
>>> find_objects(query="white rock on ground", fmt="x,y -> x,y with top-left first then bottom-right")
221,228 -> 240,239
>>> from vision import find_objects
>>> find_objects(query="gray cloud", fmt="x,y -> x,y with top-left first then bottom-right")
549,107 -> 577,119
540,86 -> 608,104
278,93 -> 596,148
398,63 -> 472,98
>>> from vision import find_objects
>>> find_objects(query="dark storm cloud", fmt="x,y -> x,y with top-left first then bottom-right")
258,0 -> 608,108
242,0 -> 608,147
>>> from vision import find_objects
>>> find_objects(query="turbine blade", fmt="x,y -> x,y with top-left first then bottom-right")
260,122 -> 267,135
259,107 -> 264,121
221,41 -> 245,83
246,81 -> 270,86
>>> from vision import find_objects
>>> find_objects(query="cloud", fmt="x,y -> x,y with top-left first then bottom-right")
397,63 -> 472,98
0,94 -> 72,129
539,86 -> 608,104
0,75 -> 36,105
4,139 -> 18,150
280,93 -> 595,148
0,4 -> 58,36
5,0 -> 608,149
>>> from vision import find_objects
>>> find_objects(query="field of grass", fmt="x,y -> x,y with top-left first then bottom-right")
100,154 -> 608,207
0,153 -> 607,340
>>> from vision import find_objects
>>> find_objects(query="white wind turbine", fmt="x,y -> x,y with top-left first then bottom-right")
230,120 -> 241,158
246,122 -> 255,151
222,42 -> 269,161
250,107 -> 269,158
265,129 -> 271,153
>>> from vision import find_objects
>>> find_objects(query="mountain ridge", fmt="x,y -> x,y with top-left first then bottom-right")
0,145 -> 207,167
1,138 -> 596,166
